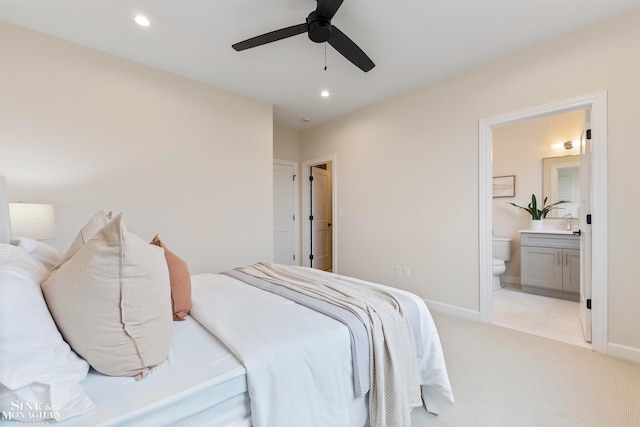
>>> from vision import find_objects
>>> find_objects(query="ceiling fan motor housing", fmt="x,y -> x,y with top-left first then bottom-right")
306,12 -> 332,43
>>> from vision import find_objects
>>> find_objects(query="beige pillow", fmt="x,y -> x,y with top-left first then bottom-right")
150,235 -> 192,320
52,210 -> 113,270
42,214 -> 172,380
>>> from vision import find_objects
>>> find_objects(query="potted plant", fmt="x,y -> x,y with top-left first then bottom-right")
508,194 -> 567,230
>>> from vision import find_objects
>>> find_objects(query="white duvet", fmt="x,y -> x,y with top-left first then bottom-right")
190,271 -> 454,427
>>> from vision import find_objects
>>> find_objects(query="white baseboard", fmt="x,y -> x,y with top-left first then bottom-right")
424,299 -> 640,364
607,342 -> 640,364
423,299 -> 480,322
501,275 -> 520,285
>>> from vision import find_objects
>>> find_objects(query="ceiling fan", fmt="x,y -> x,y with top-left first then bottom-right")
232,0 -> 375,72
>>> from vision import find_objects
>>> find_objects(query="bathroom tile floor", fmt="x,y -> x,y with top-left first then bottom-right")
492,284 -> 591,349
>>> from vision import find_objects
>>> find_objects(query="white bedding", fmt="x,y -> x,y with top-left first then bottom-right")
3,316 -> 249,426
1,175 -> 453,426
191,273 -> 369,427
190,270 -> 454,427
4,268 -> 452,427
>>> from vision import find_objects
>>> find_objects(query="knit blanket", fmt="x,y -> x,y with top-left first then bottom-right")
235,262 -> 421,427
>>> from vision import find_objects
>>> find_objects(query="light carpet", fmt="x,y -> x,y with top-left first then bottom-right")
411,312 -> 640,426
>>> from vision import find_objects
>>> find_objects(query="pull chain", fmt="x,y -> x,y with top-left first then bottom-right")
324,43 -> 327,71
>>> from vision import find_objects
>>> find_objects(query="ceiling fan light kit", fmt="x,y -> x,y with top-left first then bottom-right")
232,0 -> 375,72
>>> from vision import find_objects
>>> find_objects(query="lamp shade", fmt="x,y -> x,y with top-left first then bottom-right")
9,203 -> 57,240
0,177 -> 10,244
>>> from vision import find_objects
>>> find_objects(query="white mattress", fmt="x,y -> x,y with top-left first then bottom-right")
14,316 -> 249,426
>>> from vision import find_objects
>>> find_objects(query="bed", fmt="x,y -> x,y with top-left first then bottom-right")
0,175 -> 454,426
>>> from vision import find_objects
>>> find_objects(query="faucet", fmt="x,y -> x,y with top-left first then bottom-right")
563,213 -> 572,230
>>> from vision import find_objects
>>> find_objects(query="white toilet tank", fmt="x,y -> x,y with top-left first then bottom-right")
492,237 -> 512,261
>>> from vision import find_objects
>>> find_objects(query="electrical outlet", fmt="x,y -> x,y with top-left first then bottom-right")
403,267 -> 411,279
394,266 -> 402,277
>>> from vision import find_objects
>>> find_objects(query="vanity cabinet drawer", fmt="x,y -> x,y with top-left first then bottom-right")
520,233 -> 579,249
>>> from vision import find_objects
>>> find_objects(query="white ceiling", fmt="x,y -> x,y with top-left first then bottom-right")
1,1 -> 638,130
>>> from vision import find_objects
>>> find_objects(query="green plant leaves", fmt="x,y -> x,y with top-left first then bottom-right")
508,194 -> 567,220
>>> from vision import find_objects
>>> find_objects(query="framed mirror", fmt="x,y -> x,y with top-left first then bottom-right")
542,155 -> 580,218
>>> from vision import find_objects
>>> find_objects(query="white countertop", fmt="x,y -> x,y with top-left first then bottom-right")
519,229 -> 576,235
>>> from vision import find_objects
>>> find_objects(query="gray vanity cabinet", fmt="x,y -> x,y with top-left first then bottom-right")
520,232 -> 580,301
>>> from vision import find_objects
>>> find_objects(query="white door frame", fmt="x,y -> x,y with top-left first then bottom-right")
479,91 -> 608,354
302,155 -> 338,273
273,159 -> 300,265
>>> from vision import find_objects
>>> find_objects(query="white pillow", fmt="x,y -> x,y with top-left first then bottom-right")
0,244 -> 94,423
10,236 -> 62,271
42,214 -> 172,380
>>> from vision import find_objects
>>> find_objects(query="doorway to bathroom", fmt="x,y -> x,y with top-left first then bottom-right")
491,109 -> 591,348
478,92 -> 608,355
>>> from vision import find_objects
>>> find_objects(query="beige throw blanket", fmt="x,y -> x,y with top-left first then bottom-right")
236,262 -> 421,427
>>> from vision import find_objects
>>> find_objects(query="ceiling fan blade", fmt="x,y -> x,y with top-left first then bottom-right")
328,26 -> 375,72
232,23 -> 308,51
316,0 -> 344,20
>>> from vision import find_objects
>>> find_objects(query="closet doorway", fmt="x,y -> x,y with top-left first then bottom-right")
479,92 -> 608,355
302,156 -> 337,273
310,165 -> 332,271
273,160 -> 299,265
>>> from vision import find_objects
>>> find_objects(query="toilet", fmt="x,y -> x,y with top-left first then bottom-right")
492,237 -> 512,290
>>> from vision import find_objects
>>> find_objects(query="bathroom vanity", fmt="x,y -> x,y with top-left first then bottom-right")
520,231 -> 580,301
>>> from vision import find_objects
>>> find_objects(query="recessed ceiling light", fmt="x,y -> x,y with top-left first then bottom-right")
320,90 -> 330,98
134,15 -> 150,27
302,117 -> 311,123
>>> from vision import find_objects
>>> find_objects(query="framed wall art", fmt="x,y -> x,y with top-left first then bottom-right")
492,175 -> 515,198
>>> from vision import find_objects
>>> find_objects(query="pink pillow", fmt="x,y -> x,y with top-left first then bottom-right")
150,235 -> 192,320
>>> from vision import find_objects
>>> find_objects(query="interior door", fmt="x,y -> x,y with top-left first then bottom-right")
579,109 -> 593,342
273,162 -> 296,265
310,166 -> 332,271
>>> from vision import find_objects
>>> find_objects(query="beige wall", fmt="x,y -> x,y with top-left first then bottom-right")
301,10 -> 640,351
274,123 -> 300,163
0,22 -> 274,273
493,110 -> 583,281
